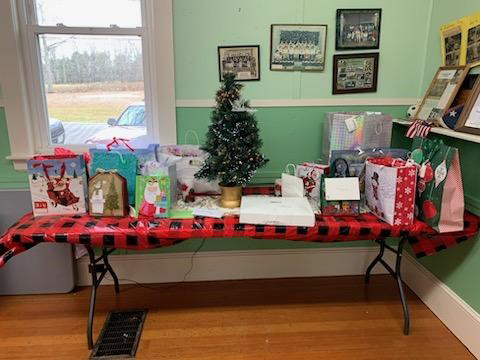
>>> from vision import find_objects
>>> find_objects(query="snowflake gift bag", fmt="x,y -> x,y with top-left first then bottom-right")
27,155 -> 88,217
88,172 -> 129,217
365,158 -> 417,226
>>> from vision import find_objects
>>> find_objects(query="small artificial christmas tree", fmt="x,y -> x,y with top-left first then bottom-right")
195,73 -> 268,193
104,180 -> 119,215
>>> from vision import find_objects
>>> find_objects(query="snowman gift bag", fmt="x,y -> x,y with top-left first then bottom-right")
27,155 -> 88,217
411,137 -> 464,233
88,172 -> 129,217
135,176 -> 171,218
365,158 -> 417,226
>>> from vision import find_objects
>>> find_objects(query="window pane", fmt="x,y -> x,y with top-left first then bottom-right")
34,0 -> 142,28
38,34 -> 146,145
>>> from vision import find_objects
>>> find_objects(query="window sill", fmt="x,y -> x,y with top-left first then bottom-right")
393,119 -> 480,144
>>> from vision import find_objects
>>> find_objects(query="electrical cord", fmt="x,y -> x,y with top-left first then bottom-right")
104,238 -> 207,292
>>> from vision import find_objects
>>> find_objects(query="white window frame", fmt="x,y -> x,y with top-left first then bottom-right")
2,0 -> 176,170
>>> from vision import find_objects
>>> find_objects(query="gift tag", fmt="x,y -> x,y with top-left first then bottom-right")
419,163 -> 427,178
434,159 -> 447,188
345,116 -> 358,132
411,148 -> 423,164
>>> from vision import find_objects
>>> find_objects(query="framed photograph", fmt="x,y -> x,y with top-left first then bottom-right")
466,21 -> 480,64
270,24 -> 327,72
332,53 -> 379,94
218,45 -> 260,82
440,22 -> 463,66
336,9 -> 382,50
414,66 -> 468,125
455,74 -> 480,135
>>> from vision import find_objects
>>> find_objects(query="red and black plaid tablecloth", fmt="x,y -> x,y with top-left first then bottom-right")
0,210 -> 478,267
0,186 -> 478,267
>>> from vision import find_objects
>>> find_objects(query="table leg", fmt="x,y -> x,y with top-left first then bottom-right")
85,246 -> 120,349
365,237 -> 410,335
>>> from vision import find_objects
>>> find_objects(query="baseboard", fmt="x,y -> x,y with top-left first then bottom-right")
75,246 -> 393,286
402,253 -> 480,358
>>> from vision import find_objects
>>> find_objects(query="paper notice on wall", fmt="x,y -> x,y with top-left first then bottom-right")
437,84 -> 456,108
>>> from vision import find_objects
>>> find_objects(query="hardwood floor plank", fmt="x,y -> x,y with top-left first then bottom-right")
0,275 -> 473,360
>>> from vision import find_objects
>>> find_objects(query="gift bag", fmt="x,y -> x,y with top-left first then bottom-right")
91,138 -> 157,174
321,112 -> 393,161
90,150 -> 137,205
411,137 -> 464,232
27,154 -> 88,216
135,176 -> 170,218
88,172 -> 129,217
295,163 -> 328,202
365,158 -> 417,226
159,130 -> 220,201
141,155 -> 180,206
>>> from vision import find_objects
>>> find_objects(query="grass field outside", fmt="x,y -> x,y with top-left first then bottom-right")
45,82 -> 144,123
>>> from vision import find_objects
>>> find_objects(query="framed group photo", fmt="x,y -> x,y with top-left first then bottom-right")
218,45 -> 260,81
332,53 -> 379,94
336,9 -> 382,50
270,24 -> 327,72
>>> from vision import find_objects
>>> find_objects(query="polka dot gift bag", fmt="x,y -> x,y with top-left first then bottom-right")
365,158 -> 418,226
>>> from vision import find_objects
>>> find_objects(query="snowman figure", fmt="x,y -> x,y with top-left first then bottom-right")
91,181 -> 105,214
139,178 -> 161,217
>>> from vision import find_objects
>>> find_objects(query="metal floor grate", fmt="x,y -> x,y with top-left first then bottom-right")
90,310 -> 147,359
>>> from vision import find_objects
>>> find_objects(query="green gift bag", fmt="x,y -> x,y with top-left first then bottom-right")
411,137 -> 464,233
135,176 -> 170,218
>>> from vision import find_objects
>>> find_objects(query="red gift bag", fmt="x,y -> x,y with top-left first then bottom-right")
365,158 -> 417,226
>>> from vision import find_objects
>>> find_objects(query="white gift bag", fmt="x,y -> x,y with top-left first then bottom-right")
281,164 -> 304,197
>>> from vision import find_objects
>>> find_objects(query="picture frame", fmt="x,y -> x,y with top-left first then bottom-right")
414,66 -> 468,125
455,74 -> 480,135
218,45 -> 260,82
336,9 -> 382,50
270,24 -> 327,72
332,52 -> 379,94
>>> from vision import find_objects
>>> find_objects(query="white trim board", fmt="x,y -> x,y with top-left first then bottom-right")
75,247 -> 393,286
402,252 -> 480,358
176,98 -> 419,108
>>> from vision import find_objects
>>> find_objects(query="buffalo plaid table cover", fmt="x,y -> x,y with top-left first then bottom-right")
0,185 -> 478,266
0,211 -> 478,267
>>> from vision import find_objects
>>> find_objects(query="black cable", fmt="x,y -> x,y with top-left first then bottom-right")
104,238 -> 207,292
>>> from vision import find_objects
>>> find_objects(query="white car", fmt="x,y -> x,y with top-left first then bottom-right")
85,102 -> 147,145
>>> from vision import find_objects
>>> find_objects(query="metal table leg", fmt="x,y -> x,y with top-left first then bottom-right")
365,237 -> 410,335
85,246 -> 120,349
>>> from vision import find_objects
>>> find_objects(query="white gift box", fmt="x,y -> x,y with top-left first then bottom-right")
239,196 -> 315,227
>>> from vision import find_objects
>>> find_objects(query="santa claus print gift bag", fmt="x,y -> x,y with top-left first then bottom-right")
411,137 -> 464,233
135,176 -> 171,218
365,158 -> 417,226
27,154 -> 88,217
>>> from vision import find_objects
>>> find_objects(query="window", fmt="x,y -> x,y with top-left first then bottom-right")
5,0 -> 175,161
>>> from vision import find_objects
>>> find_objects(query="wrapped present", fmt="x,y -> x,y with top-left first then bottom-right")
141,156 -> 179,206
365,158 -> 417,226
27,154 -> 88,217
88,172 -> 129,217
320,176 -> 360,216
135,176 -> 171,218
411,137 -> 464,232
321,112 -> 393,161
90,150 -> 137,205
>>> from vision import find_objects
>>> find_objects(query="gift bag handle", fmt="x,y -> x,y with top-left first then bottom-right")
184,130 -> 200,145
375,118 -> 383,135
285,163 -> 296,175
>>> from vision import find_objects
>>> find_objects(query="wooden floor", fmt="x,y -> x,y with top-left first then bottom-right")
0,275 -> 473,360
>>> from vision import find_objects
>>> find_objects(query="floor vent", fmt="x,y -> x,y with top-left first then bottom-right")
90,309 -> 147,359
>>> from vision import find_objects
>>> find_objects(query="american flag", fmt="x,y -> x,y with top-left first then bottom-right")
406,120 -> 432,138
